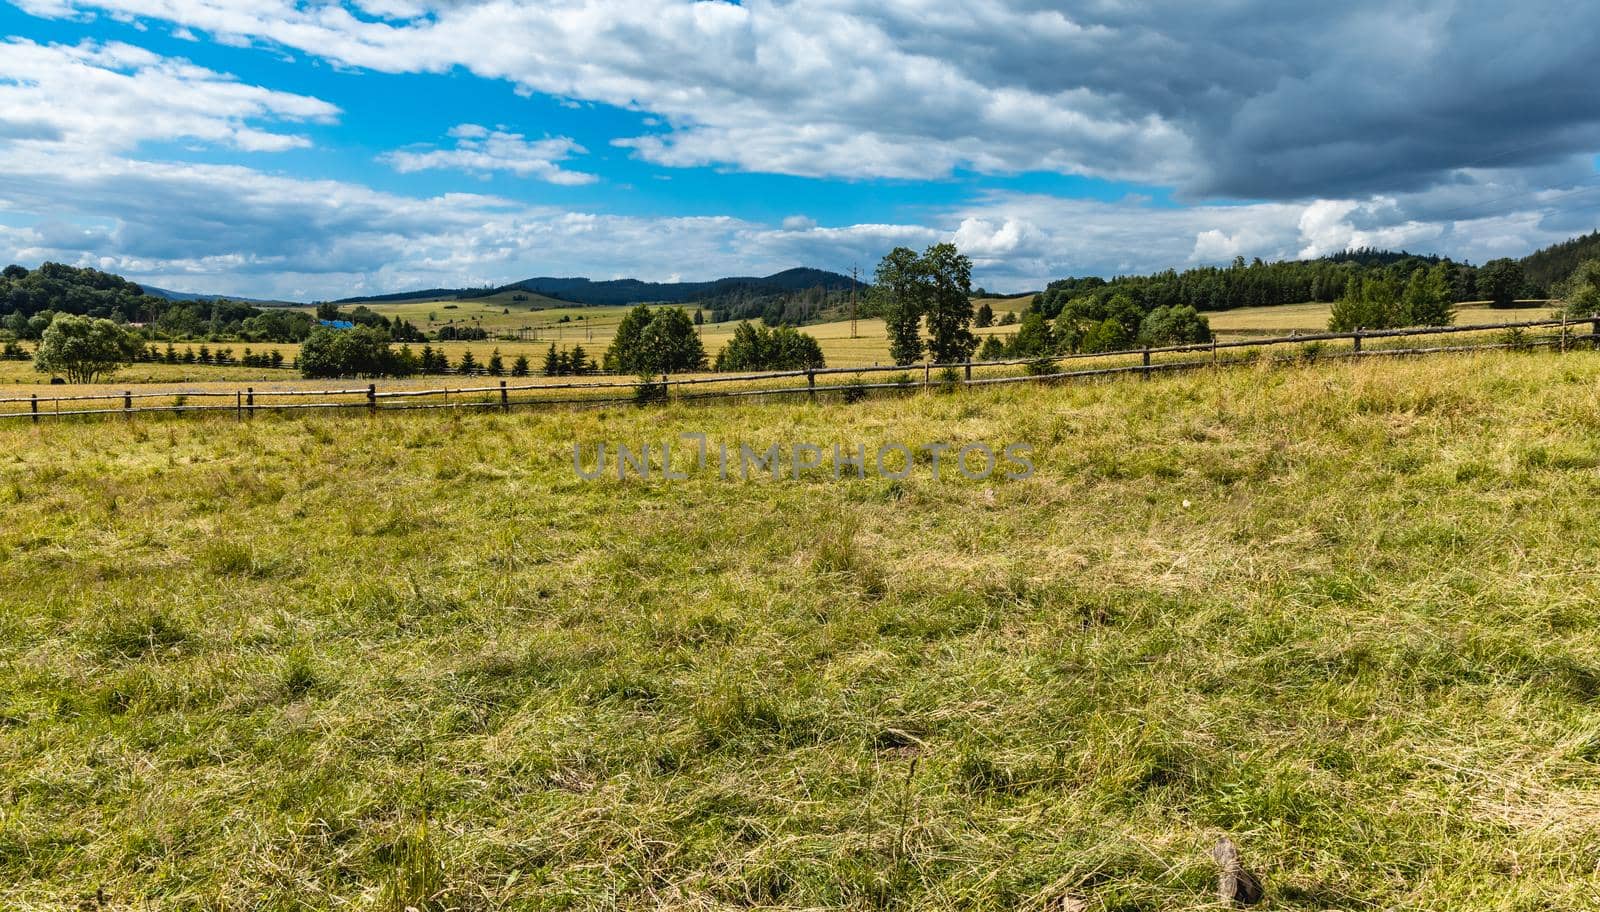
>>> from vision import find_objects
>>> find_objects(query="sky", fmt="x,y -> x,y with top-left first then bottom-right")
1,1 -> 1599,301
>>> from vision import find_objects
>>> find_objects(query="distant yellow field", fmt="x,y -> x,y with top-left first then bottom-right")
1208,300 -> 1558,337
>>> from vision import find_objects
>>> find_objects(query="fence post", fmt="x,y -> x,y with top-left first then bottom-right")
964,360 -> 972,382
1353,329 -> 1363,353
1592,313 -> 1600,350
1142,347 -> 1151,380
247,387 -> 254,417
500,380 -> 509,412
1561,314 -> 1569,353
30,393 -> 38,424
367,383 -> 376,415
236,390 -> 242,420
1211,339 -> 1218,368
923,361 -> 930,386
806,368 -> 815,400
123,390 -> 132,418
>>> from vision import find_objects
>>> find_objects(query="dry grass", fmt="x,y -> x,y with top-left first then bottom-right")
2,350 -> 1600,909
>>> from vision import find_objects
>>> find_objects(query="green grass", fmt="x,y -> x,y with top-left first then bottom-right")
3,351 -> 1600,909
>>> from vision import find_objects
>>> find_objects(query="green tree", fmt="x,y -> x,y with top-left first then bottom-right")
542,343 -> 561,376
713,322 -> 826,370
1477,258 -> 1525,308
975,300 -> 994,328
32,314 -> 145,383
457,350 -> 480,375
1008,311 -> 1054,357
1557,258 -> 1600,319
874,247 -> 927,365
976,334 -> 1007,360
569,344 -> 594,375
1138,305 -> 1212,346
1401,264 -> 1455,326
1329,276 -> 1403,331
636,307 -> 706,374
486,348 -> 505,377
603,304 -> 657,372
921,243 -> 977,364
511,354 -> 531,377
297,325 -> 403,379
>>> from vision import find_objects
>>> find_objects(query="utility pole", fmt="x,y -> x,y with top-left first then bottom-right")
850,265 -> 859,339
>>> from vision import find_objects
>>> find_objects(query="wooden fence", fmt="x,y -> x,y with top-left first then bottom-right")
2,315 -> 1595,422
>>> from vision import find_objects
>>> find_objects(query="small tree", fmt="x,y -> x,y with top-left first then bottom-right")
713,322 -> 826,371
542,343 -> 561,376
457,350 -> 480,375
975,300 -> 994,328
1138,305 -> 1212,346
486,348 -> 505,377
1401,264 -> 1455,327
511,354 -> 531,377
32,314 -> 143,383
1557,258 -> 1600,319
1008,311 -> 1055,356
604,304 -> 655,372
634,308 -> 706,374
569,344 -> 594,375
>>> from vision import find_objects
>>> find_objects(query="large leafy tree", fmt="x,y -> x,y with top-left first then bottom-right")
635,307 -> 707,374
603,304 -> 658,372
874,247 -> 927,365
922,242 -> 977,364
32,314 -> 143,383
1477,258 -> 1525,308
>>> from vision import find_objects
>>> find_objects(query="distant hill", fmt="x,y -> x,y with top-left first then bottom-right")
505,268 -> 857,306
333,267 -> 857,308
1521,230 -> 1600,294
142,285 -> 298,306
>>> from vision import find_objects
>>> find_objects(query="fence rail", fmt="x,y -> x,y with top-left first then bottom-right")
3,315 -> 1595,422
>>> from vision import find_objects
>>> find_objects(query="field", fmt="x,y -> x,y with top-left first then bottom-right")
0,296 -> 1563,398
4,350 -> 1600,909
1207,301 -> 1556,337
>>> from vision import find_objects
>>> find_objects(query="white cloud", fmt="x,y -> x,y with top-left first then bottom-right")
15,0 -> 1600,197
382,124 -> 596,185
0,37 -> 338,153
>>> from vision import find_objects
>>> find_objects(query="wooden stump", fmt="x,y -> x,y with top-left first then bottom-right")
1210,837 -> 1264,906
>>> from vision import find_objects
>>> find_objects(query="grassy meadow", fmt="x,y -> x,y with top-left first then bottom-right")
3,350 -> 1600,909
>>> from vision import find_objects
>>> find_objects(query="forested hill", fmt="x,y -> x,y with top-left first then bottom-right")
1037,250 -> 1478,316
503,267 -> 855,306
326,267 -> 856,307
1521,230 -> 1600,294
0,262 -> 163,321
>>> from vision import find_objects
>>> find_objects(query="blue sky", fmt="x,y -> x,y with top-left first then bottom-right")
2,1 -> 1598,300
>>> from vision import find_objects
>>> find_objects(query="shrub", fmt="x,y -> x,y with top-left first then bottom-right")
32,314 -> 143,383
713,321 -> 826,371
299,326 -> 415,379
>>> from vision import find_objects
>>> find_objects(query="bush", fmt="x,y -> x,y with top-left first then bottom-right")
606,305 -> 706,374
298,326 -> 415,379
713,322 -> 826,371
633,373 -> 668,405
32,314 -> 143,383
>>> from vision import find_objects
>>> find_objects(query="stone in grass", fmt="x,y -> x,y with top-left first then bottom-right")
1210,837 -> 1264,906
